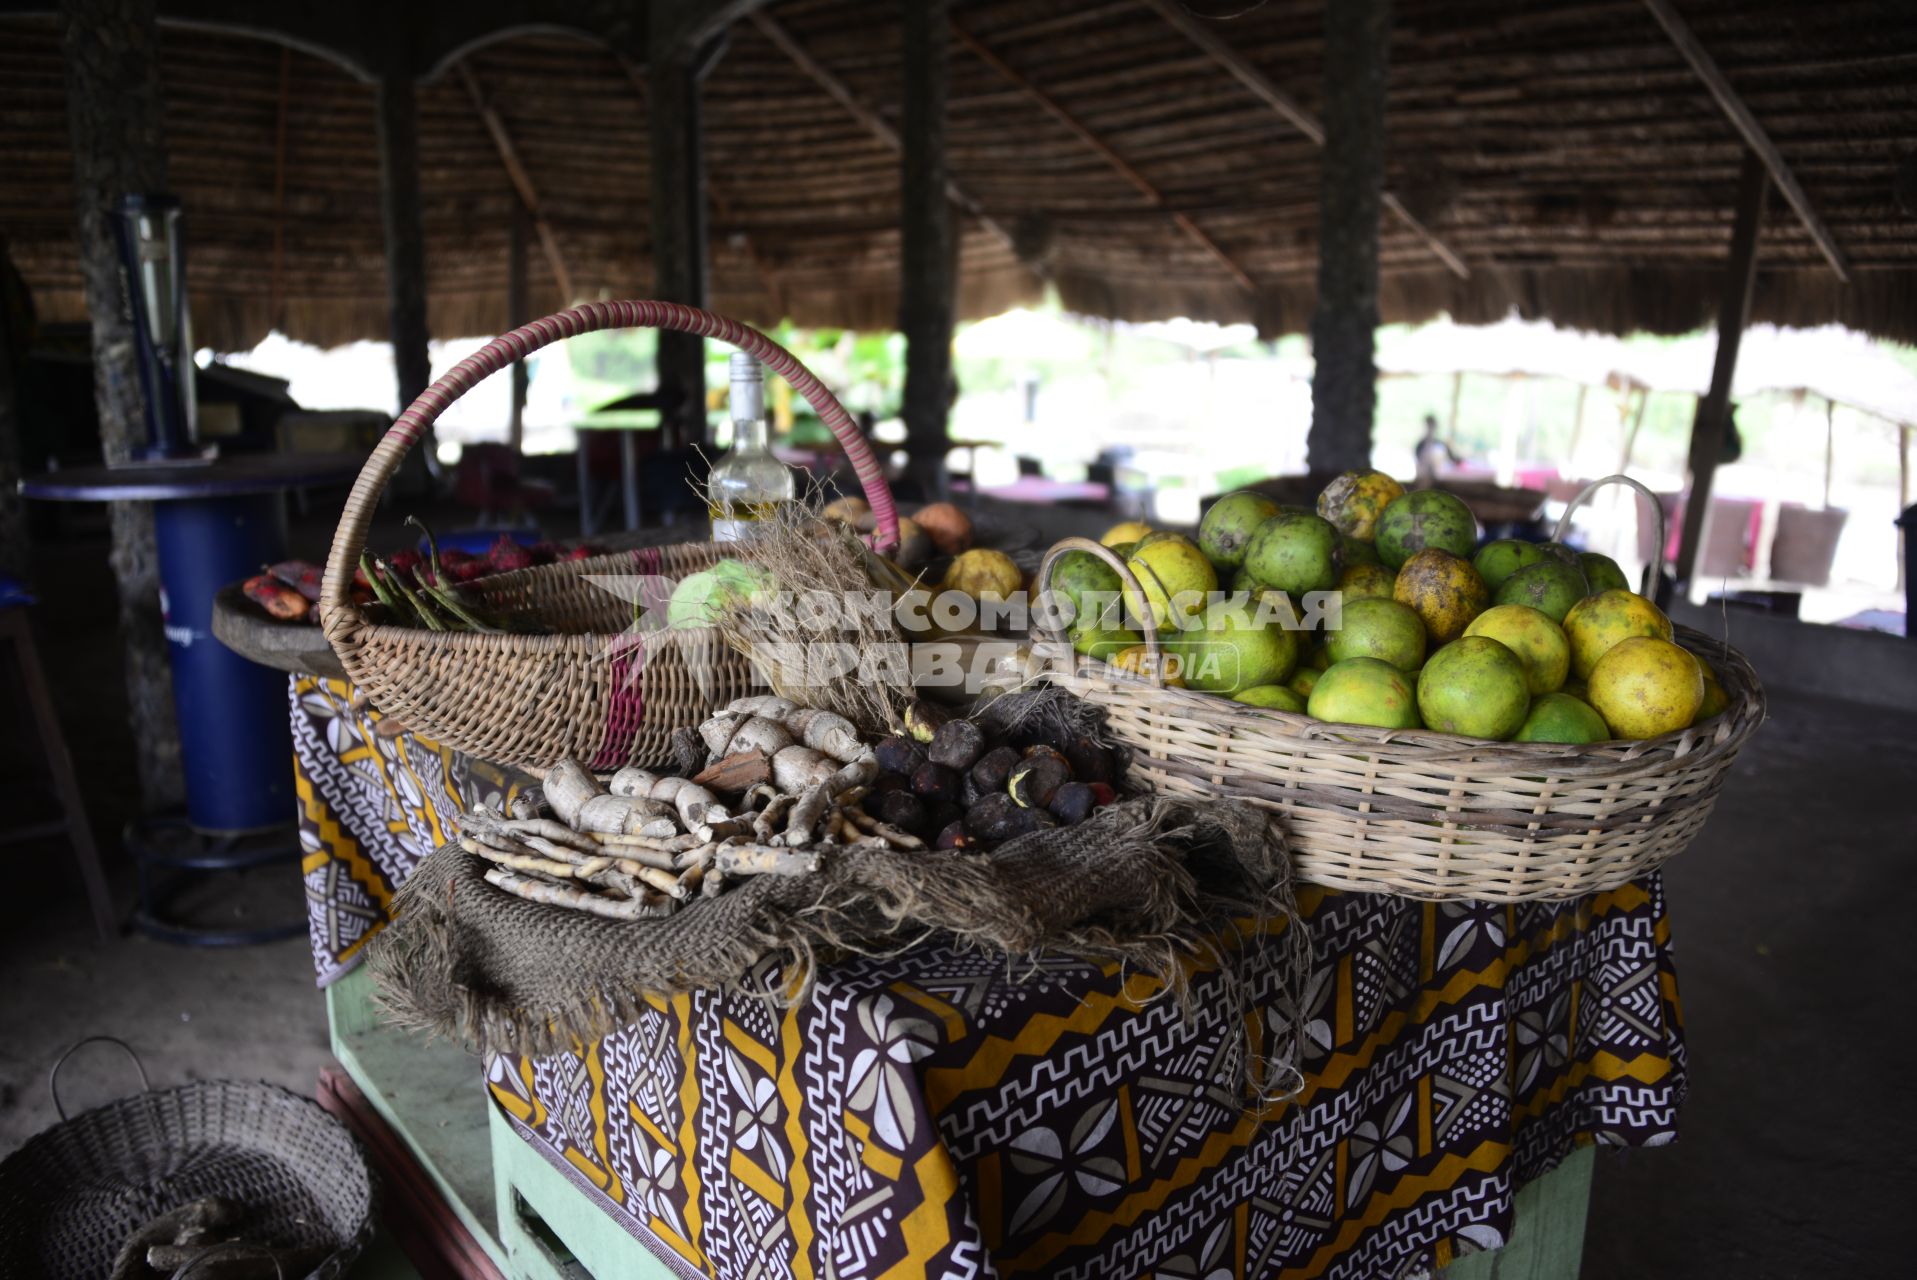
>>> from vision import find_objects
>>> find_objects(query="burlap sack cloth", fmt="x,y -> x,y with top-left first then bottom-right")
368,794 -> 1306,1084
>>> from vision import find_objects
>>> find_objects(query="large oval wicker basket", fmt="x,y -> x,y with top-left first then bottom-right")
320,301 -> 898,770
1036,494 -> 1765,901
0,1042 -> 373,1279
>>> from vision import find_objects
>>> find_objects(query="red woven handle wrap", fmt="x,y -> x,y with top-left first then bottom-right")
320,300 -> 899,637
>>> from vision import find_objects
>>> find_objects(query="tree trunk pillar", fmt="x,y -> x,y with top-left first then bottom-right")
376,72 -> 432,419
648,30 -> 715,449
60,0 -> 183,809
1306,0 -> 1392,477
900,0 -> 957,499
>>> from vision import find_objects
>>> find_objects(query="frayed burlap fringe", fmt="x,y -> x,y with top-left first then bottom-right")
366,793 -> 1307,1099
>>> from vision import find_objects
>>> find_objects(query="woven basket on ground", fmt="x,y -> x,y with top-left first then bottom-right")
1035,477 -> 1766,901
0,1040 -> 373,1279
319,301 -> 898,770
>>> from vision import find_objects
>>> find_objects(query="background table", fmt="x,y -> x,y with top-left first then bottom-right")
290,673 -> 1683,1278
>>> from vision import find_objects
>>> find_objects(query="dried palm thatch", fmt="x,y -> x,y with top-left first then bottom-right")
4,1 -> 1914,348
710,499 -> 916,736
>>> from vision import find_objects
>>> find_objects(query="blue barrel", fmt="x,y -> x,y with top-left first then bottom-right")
153,494 -> 295,833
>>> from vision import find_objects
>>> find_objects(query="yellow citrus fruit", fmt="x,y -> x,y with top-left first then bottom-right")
1695,655 -> 1730,722
1338,562 -> 1398,602
1587,637 -> 1703,740
941,548 -> 1023,602
1317,470 -> 1406,542
1112,643 -> 1185,687
1233,684 -> 1308,713
1464,604 -> 1570,696
1101,520 -> 1154,547
1289,665 -> 1321,700
1393,548 -> 1490,646
1563,589 -> 1674,680
1125,532 -> 1218,629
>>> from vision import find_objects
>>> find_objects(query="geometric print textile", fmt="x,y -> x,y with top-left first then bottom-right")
289,674 -> 529,987
489,877 -> 1687,1278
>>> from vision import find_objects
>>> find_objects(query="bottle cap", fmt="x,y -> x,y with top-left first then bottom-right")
729,351 -> 764,420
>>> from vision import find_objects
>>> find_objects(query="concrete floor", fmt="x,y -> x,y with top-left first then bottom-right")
3,505 -> 1912,1276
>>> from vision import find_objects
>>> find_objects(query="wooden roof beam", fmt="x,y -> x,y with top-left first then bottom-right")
950,15 -> 1255,293
1139,0 -> 1470,280
747,10 -> 1018,256
456,60 -> 576,302
1639,0 -> 1850,283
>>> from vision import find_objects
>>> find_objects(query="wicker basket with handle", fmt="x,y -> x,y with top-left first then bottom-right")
1036,475 -> 1765,901
319,301 -> 897,770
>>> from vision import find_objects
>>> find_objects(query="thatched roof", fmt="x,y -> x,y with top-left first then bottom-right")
3,0 -> 1914,351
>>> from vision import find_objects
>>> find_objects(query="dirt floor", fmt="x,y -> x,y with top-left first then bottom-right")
2,497 -> 1911,1277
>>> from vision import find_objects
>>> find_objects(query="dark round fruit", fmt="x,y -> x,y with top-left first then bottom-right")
869,789 -> 927,835
1048,781 -> 1095,825
874,735 -> 925,776
1009,756 -> 1070,809
970,745 -> 1021,794
927,719 -> 987,770
935,820 -> 971,850
910,762 -> 963,806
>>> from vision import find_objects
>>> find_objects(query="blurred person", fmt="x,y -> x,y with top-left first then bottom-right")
1415,413 -> 1461,488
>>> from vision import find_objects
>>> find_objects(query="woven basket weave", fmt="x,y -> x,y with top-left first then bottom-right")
0,1045 -> 373,1279
319,301 -> 898,769
1035,480 -> 1765,901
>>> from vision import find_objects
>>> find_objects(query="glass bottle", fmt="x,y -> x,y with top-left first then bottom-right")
708,352 -> 795,543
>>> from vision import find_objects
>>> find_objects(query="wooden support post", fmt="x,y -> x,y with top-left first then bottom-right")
1306,0 -> 1392,476
1674,150 -> 1769,592
1822,397 -> 1836,509
458,61 -> 575,303
1641,0 -> 1849,282
647,29 -> 716,449
1445,370 -> 1464,444
58,0 -> 183,809
376,72 -> 432,419
1619,387 -> 1650,472
900,0 -> 957,496
1567,383 -> 1588,469
508,202 -> 529,455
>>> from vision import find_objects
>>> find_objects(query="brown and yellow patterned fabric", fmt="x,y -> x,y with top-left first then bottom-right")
487,881 -> 1685,1279
287,671 -> 1685,1274
289,675 -> 529,986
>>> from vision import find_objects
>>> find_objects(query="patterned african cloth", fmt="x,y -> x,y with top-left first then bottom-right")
288,674 -> 531,986
284,671 -> 1685,1274
486,879 -> 1685,1280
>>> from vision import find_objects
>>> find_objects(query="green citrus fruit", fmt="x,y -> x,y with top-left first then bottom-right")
1308,657 -> 1421,729
1326,596 -> 1426,671
1417,636 -> 1531,740
1515,692 -> 1612,744
1375,489 -> 1479,569
1199,490 -> 1283,572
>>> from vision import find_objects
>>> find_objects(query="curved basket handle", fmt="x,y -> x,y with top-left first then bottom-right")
320,300 -> 899,645
1034,537 -> 1170,686
1554,473 -> 1665,596
50,1035 -> 150,1122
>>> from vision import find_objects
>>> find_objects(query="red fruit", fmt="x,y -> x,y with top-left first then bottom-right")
490,536 -> 535,572
1088,782 -> 1117,807
440,548 -> 475,567
452,560 -> 492,583
353,565 -> 371,590
564,544 -> 596,561
389,548 -> 424,574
